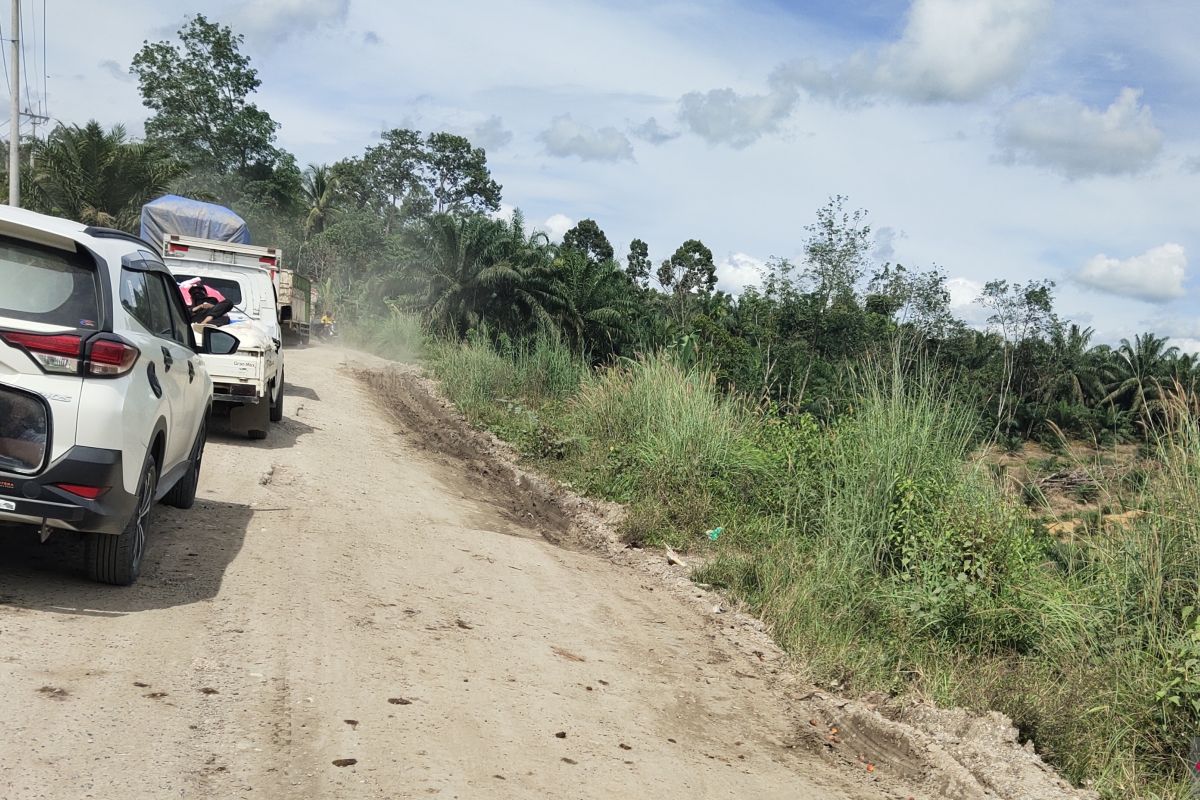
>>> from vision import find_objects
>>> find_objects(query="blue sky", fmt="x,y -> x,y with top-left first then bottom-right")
37,0 -> 1200,350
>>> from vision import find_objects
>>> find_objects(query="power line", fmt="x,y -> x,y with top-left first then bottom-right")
0,18 -> 10,101
39,0 -> 45,120
18,1 -> 31,122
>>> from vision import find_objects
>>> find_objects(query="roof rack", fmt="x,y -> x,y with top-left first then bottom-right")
83,226 -> 156,250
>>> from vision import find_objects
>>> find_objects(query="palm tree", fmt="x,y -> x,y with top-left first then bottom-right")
404,212 -> 561,338
1103,332 -> 1180,413
1044,323 -> 1114,405
301,163 -> 338,236
30,122 -> 184,232
553,249 -> 636,359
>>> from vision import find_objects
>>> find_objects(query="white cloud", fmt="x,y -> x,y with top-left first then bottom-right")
946,276 -> 989,326
1184,155 -> 1200,174
1145,315 -> 1200,339
630,116 -> 680,145
488,203 -> 517,223
998,88 -> 1163,178
1174,338 -> 1200,355
472,115 -> 513,151
778,0 -> 1050,104
539,115 -> 634,162
540,213 -> 575,242
1076,243 -> 1187,303
678,74 -> 798,148
715,252 -> 765,295
236,0 -> 350,40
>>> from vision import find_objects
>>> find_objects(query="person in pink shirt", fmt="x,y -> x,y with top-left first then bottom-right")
178,278 -> 233,325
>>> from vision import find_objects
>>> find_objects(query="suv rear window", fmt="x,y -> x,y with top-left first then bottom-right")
0,237 -> 100,329
172,275 -> 244,307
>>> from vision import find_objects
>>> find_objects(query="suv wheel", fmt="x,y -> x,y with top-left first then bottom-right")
86,456 -> 157,586
164,421 -> 206,509
270,375 -> 284,423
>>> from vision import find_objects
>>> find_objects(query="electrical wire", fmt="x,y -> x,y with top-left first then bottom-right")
40,0 -> 45,119
18,1 -> 31,118
0,18 -> 10,101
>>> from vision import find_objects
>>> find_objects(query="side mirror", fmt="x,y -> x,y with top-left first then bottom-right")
280,305 -> 293,322
202,328 -> 241,356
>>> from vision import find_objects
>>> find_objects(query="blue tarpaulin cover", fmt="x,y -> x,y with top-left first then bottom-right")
139,195 -> 251,246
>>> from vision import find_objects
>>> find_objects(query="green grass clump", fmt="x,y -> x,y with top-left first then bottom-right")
559,354 -> 787,548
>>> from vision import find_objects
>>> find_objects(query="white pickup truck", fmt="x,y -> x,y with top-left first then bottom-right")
161,235 -> 285,439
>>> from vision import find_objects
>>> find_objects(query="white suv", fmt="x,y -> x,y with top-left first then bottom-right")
0,207 -> 240,585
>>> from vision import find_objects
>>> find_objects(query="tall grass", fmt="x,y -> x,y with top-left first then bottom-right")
561,354 -> 778,547
344,309 -> 427,363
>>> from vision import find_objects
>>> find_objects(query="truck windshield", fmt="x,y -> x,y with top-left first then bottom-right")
0,237 -> 100,329
172,275 -> 244,307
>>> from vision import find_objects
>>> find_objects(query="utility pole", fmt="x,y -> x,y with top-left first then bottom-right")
8,0 -> 20,207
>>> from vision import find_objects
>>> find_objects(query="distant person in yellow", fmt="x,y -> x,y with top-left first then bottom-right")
319,311 -> 337,339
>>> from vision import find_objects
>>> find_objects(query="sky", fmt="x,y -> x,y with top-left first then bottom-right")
25,0 -> 1200,351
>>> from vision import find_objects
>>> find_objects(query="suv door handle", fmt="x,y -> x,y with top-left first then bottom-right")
187,360 -> 196,383
161,346 -> 174,371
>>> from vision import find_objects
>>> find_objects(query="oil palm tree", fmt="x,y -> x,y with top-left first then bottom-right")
30,121 -> 184,232
1044,323 -> 1114,405
301,163 -> 338,237
1103,332 -> 1179,413
553,249 -> 636,360
404,212 -> 561,338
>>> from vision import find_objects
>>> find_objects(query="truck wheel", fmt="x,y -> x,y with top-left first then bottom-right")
247,398 -> 270,440
86,456 -> 157,586
270,377 -> 284,423
164,421 -> 205,509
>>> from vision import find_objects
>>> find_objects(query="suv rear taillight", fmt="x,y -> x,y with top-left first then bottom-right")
0,331 -> 140,377
0,331 -> 82,374
86,339 -> 139,377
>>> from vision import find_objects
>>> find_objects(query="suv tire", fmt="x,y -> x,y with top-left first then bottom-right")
164,421 -> 206,509
270,375 -> 284,423
86,456 -> 157,586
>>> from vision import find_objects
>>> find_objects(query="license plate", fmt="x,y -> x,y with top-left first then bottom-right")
0,499 -> 15,511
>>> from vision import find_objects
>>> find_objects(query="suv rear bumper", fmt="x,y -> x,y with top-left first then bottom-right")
0,446 -> 135,535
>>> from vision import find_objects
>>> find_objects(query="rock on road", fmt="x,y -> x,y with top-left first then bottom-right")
0,345 -> 887,799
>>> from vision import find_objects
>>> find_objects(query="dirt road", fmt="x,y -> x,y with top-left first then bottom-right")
0,346 -> 1080,800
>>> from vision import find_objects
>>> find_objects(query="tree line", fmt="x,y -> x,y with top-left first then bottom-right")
2,13 -> 1195,445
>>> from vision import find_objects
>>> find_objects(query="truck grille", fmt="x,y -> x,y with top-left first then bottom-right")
0,385 -> 49,473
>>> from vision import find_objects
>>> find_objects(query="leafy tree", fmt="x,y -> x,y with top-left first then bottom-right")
979,278 -> 1057,428
657,239 -> 715,325
803,195 -> 872,306
561,219 -> 614,265
364,129 -> 431,230
626,238 -> 651,286
424,132 -> 501,214
29,122 -> 185,231
865,263 -> 953,337
131,14 -> 280,172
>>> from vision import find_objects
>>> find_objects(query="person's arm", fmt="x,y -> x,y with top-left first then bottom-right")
198,299 -> 234,325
